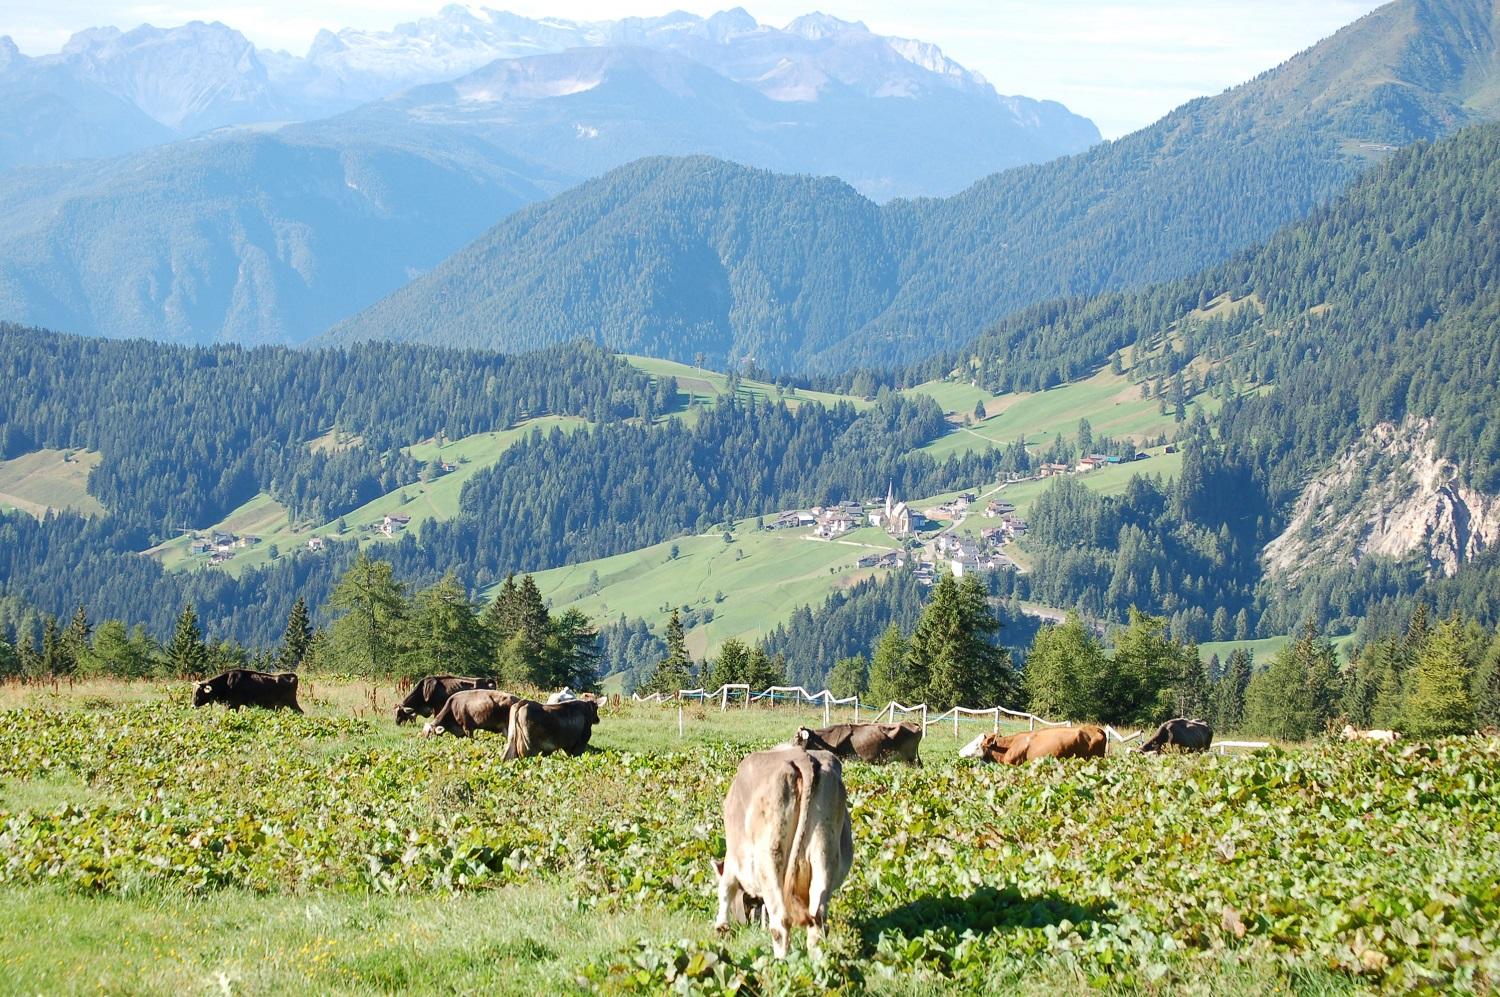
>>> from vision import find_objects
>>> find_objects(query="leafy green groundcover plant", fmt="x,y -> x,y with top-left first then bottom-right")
0,705 -> 1496,993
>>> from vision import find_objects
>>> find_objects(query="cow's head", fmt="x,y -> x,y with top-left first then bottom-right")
394,705 -> 416,726
191,679 -> 216,707
958,733 -> 989,759
794,727 -> 834,753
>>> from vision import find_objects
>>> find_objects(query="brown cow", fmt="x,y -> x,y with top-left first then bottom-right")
395,675 -> 497,725
960,725 -> 1107,764
420,690 -> 521,738
794,722 -> 923,765
502,698 -> 600,760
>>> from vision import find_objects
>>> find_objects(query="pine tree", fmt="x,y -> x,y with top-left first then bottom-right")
543,608 -> 600,691
165,604 -> 209,677
911,573 -> 1014,710
827,655 -> 869,699
1211,606 -> 1231,641
1403,618 -> 1475,738
640,610 -> 693,695
1213,649 -> 1252,732
709,639 -> 752,688
1023,614 -> 1105,721
277,596 -> 313,671
1243,623 -> 1341,739
60,605 -> 91,675
326,553 -> 408,676
865,623 -> 913,707
406,574 -> 489,679
1471,633 -> 1500,729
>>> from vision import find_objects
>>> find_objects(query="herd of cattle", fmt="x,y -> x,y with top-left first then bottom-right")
189,668 -> 1254,957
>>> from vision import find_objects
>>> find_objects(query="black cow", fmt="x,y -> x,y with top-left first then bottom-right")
794,722 -> 924,765
193,669 -> 302,712
394,675 -> 497,725
1140,717 -> 1213,754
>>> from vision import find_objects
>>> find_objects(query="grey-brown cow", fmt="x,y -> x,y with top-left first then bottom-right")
794,722 -> 923,765
501,698 -> 600,760
394,675 -> 497,725
420,689 -> 520,738
714,744 -> 852,959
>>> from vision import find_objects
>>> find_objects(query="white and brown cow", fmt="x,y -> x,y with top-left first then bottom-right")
714,744 -> 852,959
1341,724 -> 1400,744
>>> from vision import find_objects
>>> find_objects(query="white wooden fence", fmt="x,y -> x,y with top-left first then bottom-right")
633,683 -> 1149,744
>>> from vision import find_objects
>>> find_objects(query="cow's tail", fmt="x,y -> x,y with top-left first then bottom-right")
781,754 -> 817,927
502,701 -> 528,761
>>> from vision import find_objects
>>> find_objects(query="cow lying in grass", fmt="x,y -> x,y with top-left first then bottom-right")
1341,724 -> 1400,743
960,725 -> 1107,764
714,743 -> 852,959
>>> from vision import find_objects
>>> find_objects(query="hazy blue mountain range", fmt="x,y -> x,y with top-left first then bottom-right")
0,8 -> 1096,194
0,7 -> 1098,345
329,0 -> 1500,372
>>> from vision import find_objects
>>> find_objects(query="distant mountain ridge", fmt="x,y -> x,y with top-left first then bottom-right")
329,0 -> 1500,372
0,7 -> 1097,197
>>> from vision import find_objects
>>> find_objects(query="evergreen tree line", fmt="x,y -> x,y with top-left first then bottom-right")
0,554 -> 600,690
0,329 -> 662,531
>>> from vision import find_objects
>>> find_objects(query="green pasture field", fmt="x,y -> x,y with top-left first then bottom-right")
622,355 -> 868,413
0,448 -> 106,519
526,518 -> 902,659
1197,633 -> 1358,665
916,369 -> 1208,461
146,417 -> 585,576
0,680 -> 1494,994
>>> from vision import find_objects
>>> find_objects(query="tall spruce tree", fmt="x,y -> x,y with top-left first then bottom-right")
865,623 -> 913,707
1213,649 -> 1252,733
1403,617 -> 1476,738
326,553 -> 409,676
60,605 -> 90,675
406,574 -> 490,679
165,603 -> 209,676
1023,613 -> 1106,721
910,573 -> 1015,710
1471,633 -> 1500,729
640,610 -> 693,695
277,596 -> 313,672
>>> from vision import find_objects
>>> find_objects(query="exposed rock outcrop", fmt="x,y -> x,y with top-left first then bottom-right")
1263,419 -> 1500,582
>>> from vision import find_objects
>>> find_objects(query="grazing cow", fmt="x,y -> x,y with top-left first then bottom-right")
794,722 -> 924,766
960,725 -> 1107,764
502,698 -> 601,760
394,675 -> 497,725
1140,717 -> 1214,754
546,687 -> 578,704
714,745 -> 852,958
1341,724 -> 1400,744
421,690 -> 521,738
192,669 -> 302,712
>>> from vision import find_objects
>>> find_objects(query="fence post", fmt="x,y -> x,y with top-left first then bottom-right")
853,699 -> 859,723
744,687 -> 749,711
921,704 -> 928,730
824,698 -> 830,726
678,703 -> 684,738
1029,715 -> 1036,732
993,708 -> 1000,732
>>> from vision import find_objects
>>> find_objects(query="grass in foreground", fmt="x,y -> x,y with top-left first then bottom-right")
0,686 -> 1495,994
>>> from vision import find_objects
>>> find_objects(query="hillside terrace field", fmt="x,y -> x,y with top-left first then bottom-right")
0,681 -> 1495,994
623,355 -> 869,413
146,417 -> 586,577
0,448 -> 106,519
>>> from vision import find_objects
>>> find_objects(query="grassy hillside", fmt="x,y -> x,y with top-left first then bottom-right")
624,355 -> 868,412
0,449 -> 106,518
916,367 -> 1212,460
526,516 -> 902,659
147,417 -> 585,577
1198,633 -> 1357,664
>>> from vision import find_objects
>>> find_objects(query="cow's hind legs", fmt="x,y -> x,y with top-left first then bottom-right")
712,860 -> 740,934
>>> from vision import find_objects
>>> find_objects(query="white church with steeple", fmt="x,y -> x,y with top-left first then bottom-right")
871,482 -> 913,537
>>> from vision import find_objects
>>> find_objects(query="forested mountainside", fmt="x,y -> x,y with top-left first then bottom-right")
956,121 -> 1500,640
0,126 -> 565,346
0,329 -> 985,646
330,0 -> 1500,372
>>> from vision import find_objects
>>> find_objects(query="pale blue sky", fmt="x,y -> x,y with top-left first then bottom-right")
6,1 -> 1386,136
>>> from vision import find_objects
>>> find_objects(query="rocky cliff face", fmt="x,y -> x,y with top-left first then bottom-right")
1264,419 -> 1500,581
